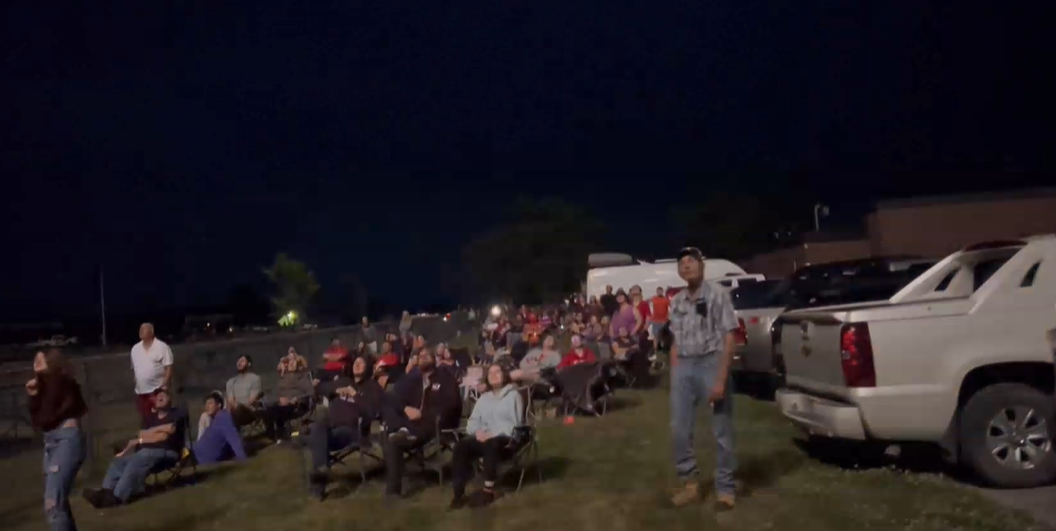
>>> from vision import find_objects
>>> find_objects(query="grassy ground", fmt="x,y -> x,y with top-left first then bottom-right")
0,382 -> 1047,531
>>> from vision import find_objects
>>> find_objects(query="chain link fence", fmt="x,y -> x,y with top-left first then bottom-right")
0,312 -> 476,473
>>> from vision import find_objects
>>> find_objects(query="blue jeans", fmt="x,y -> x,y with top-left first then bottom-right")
43,424 -> 85,531
102,448 -> 178,503
670,355 -> 736,495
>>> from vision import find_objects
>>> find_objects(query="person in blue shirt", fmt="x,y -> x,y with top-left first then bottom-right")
448,363 -> 524,510
193,391 -> 247,465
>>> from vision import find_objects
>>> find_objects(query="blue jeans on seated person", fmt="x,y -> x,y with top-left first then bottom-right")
43,424 -> 85,531
670,354 -> 736,496
102,448 -> 179,503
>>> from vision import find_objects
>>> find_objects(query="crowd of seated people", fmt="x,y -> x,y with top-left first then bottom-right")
80,301 -> 677,512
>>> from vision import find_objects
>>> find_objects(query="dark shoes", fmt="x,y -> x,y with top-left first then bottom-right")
82,488 -> 120,509
448,494 -> 468,510
308,470 -> 330,500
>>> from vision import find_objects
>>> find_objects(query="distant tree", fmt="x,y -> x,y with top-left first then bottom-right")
463,197 -> 602,304
670,190 -> 803,260
226,283 -> 269,325
262,253 -> 320,324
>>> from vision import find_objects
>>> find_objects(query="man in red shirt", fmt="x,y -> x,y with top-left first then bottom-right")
650,286 -> 671,351
318,337 -> 349,383
557,335 -> 597,369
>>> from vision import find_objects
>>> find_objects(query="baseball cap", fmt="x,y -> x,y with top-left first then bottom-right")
677,246 -> 705,262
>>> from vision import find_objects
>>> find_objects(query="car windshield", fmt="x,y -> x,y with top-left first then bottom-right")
785,261 -> 936,309
729,280 -> 783,310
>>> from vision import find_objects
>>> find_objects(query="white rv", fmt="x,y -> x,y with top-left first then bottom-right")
584,253 -> 750,299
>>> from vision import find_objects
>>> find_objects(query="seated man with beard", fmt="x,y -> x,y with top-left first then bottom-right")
307,356 -> 384,500
381,347 -> 462,500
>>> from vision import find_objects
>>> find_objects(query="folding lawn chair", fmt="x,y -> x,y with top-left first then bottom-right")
401,417 -> 462,486
494,387 -> 543,492
302,416 -> 382,494
595,342 -> 613,361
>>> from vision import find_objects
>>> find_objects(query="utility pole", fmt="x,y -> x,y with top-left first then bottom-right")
99,267 -> 107,347
813,203 -> 830,232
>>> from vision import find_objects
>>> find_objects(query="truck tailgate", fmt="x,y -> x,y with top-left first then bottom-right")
778,312 -> 853,393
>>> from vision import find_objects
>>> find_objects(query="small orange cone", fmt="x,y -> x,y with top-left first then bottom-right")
563,415 -> 575,425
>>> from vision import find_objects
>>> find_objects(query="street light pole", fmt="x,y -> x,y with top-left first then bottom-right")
813,203 -> 829,232
99,267 -> 107,347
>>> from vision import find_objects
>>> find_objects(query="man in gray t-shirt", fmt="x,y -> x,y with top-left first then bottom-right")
226,355 -> 262,427
360,316 -> 378,354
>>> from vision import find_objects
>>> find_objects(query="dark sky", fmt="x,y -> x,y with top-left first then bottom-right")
1,1 -> 1050,322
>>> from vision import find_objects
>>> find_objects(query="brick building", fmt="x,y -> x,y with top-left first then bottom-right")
744,187 -> 1056,278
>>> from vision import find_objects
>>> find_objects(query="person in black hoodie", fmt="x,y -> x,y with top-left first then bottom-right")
307,356 -> 383,500
381,347 -> 462,499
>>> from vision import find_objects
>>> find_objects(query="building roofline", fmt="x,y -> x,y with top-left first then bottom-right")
877,187 -> 1056,210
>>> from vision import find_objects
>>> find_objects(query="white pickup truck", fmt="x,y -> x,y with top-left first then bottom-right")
776,236 -> 1056,488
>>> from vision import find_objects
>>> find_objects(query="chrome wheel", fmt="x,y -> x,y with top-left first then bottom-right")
987,406 -> 1052,470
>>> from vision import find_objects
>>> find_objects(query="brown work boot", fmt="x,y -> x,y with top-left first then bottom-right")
670,480 -> 700,507
715,493 -> 736,511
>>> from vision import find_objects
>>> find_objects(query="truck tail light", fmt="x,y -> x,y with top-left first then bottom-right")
771,322 -> 784,376
734,318 -> 747,345
840,323 -> 876,388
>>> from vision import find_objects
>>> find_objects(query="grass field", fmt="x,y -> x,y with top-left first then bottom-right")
0,382 -> 1047,531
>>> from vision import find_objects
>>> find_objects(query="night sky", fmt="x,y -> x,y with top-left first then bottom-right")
1,1 -> 1050,325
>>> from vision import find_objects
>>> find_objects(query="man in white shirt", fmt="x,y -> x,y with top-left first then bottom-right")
131,323 -> 174,420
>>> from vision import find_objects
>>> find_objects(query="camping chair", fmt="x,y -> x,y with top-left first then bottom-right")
560,363 -> 615,418
302,416 -> 381,494
460,366 -> 485,415
453,387 -> 542,492
145,410 -> 198,491
399,417 -> 461,486
595,342 -> 613,361
451,347 -> 475,369
494,387 -> 542,491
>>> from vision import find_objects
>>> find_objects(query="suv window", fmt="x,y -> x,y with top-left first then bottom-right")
1021,262 -> 1041,288
934,270 -> 957,292
973,257 -> 1012,291
730,280 -> 782,310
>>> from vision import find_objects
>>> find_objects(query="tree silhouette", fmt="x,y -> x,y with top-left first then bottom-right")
262,253 -> 320,323
463,197 -> 602,304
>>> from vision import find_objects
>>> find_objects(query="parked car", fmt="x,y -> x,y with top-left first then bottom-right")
775,236 -> 1056,488
731,257 -> 936,385
26,335 -> 78,348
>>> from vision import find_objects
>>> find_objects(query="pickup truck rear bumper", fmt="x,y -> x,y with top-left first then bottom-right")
776,389 -> 868,440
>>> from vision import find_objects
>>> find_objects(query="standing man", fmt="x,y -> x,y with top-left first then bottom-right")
667,247 -> 739,510
130,323 -> 174,421
649,286 -> 671,351
599,285 -> 619,319
360,317 -> 378,355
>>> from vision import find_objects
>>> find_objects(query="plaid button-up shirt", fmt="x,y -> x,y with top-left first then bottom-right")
669,282 -> 739,358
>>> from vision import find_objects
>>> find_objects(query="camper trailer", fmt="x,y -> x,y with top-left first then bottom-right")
584,253 -> 750,299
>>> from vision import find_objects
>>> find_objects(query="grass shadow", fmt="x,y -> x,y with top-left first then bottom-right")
792,437 -> 962,480
732,374 -> 777,402
0,436 -> 37,460
736,447 -> 805,497
603,394 -> 642,413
